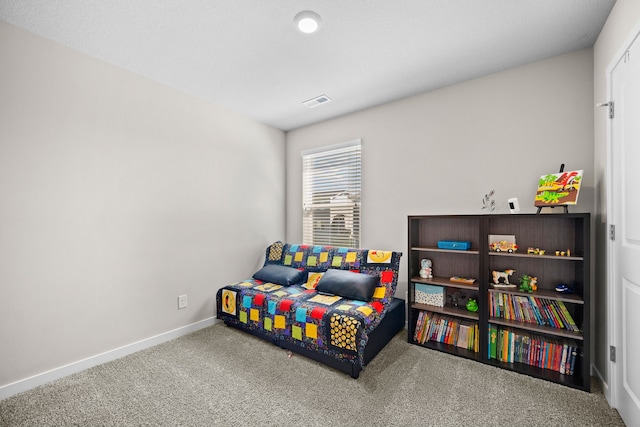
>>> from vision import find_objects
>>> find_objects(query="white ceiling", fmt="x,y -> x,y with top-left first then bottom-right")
0,0 -> 616,131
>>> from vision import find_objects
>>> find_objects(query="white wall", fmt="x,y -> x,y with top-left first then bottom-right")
592,0 -> 640,389
287,49 -> 595,301
0,21 -> 285,390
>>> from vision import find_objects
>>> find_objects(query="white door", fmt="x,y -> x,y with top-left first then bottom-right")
610,28 -> 640,427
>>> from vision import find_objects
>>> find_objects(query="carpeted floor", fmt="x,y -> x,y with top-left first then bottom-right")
0,323 -> 625,426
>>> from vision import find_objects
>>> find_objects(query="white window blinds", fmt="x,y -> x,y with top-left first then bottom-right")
302,140 -> 361,247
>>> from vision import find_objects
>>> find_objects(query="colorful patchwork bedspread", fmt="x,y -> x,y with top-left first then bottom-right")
216,243 -> 402,366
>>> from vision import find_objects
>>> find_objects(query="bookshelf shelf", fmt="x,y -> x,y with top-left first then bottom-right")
411,276 -> 480,291
488,252 -> 583,261
412,302 -> 480,320
486,358 -> 586,390
419,341 -> 479,360
488,317 -> 583,340
408,214 -> 590,391
412,246 -> 480,255
488,287 -> 584,304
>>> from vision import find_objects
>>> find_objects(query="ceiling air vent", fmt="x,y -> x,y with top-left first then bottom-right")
303,94 -> 332,108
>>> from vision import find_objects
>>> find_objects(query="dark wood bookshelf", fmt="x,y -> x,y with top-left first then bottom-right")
407,213 -> 590,392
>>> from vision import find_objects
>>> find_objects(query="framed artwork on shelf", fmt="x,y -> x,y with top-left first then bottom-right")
534,169 -> 583,208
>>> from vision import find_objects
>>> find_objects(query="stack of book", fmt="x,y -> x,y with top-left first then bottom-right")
489,292 -> 579,331
414,311 -> 479,352
487,324 -> 579,375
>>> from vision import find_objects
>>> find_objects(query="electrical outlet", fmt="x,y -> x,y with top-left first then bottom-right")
178,294 -> 188,309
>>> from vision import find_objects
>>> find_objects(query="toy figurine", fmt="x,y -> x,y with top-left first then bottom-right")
466,298 -> 479,312
492,269 -> 516,287
419,259 -> 433,279
448,292 -> 467,308
527,247 -> 546,255
555,283 -> 575,294
518,274 -> 538,293
490,240 -> 518,253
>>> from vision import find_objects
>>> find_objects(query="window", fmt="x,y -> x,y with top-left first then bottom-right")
302,140 -> 361,247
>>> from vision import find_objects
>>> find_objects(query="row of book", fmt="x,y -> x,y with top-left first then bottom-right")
488,324 -> 579,375
413,311 -> 479,352
489,291 -> 579,332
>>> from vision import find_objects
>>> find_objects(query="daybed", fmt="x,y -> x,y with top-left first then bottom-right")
216,242 -> 405,378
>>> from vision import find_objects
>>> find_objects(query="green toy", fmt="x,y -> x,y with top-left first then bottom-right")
466,298 -> 479,312
518,274 -> 538,293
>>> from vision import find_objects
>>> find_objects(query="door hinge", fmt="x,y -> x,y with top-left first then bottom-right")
610,224 -> 616,241
610,345 -> 616,362
597,101 -> 614,119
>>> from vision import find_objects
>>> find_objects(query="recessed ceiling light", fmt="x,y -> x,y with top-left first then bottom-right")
294,11 -> 322,34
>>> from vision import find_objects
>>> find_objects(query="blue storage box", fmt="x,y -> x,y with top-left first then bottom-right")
437,240 -> 472,250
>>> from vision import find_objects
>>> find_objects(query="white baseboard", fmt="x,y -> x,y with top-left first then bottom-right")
591,363 -> 610,403
0,317 -> 219,401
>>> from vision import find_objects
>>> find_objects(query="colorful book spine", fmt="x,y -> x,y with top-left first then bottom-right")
414,311 -> 424,342
527,296 -> 545,325
474,324 -> 479,353
542,299 -> 563,329
413,312 -> 480,352
489,293 -> 581,332
490,326 -> 579,375
457,325 -> 467,349
554,300 -> 579,331
438,318 -> 447,342
489,324 -> 497,359
569,346 -> 578,375
560,344 -> 568,374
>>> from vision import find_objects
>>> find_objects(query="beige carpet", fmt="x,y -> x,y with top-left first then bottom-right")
0,323 -> 625,426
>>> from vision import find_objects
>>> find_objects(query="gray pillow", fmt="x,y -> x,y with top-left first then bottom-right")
315,269 -> 379,301
253,265 -> 305,286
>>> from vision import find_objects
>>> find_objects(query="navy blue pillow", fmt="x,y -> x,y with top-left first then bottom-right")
253,265 -> 305,287
315,269 -> 379,301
